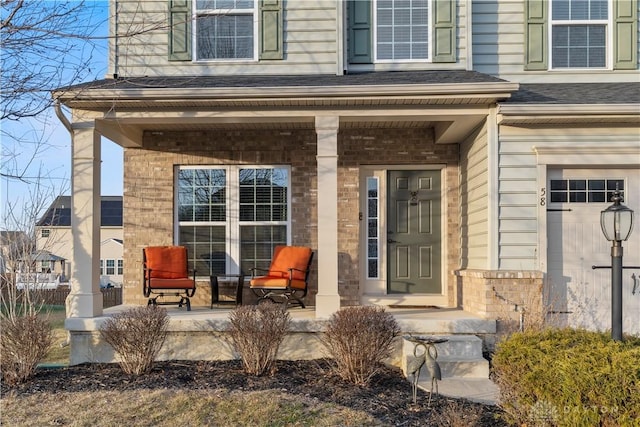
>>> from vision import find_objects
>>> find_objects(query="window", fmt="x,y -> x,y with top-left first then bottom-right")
195,0 -> 256,60
117,259 -> 124,275
41,229 -> 50,238
550,178 -> 624,203
177,166 -> 290,277
347,0 -> 455,64
106,259 -> 115,275
40,261 -> 50,273
550,0 -> 609,68
366,177 -> 380,279
100,259 -> 104,275
375,0 -> 429,61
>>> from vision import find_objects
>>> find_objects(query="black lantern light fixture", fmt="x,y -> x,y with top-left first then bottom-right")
599,189 -> 634,341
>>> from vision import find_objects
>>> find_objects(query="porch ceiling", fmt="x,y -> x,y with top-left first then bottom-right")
94,111 -> 488,147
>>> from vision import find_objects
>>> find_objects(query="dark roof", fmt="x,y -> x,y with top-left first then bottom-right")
505,83 -> 640,104
37,196 -> 123,227
57,70 -> 508,91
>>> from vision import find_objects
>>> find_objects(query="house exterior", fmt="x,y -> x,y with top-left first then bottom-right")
53,0 -> 639,337
35,195 -> 124,287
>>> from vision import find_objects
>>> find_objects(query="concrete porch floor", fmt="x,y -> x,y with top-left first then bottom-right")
65,305 -> 499,405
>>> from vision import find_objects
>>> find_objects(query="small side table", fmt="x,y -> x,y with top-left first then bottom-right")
210,274 -> 244,308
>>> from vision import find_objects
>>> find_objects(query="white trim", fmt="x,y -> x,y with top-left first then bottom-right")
487,107 -> 499,270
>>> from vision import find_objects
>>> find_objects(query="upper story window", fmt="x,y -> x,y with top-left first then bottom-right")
375,0 -> 429,61
347,0 -> 456,65
195,0 -> 256,60
525,0 -> 637,71
177,166 -> 290,277
169,0 -> 283,62
550,0 -> 609,68
41,229 -> 50,238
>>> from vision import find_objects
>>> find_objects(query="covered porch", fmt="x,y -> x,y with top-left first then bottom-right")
53,71 -> 519,326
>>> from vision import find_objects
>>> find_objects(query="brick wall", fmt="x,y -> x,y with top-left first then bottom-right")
123,127 -> 461,308
456,269 -> 544,340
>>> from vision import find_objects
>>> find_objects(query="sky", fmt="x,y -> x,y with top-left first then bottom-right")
1,1 -> 122,230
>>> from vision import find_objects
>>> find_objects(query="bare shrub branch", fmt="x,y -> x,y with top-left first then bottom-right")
99,306 -> 169,375
228,302 -> 291,376
0,307 -> 53,385
321,306 -> 401,386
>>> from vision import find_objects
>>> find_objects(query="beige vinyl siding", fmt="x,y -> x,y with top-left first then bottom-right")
460,123 -> 489,269
472,0 -> 640,83
113,0 -> 338,77
497,135 -> 538,270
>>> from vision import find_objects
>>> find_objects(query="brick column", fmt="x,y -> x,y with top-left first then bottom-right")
314,116 -> 341,318
67,119 -> 102,318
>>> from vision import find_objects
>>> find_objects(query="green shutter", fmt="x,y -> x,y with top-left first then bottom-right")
524,0 -> 547,70
348,0 -> 372,64
613,0 -> 638,70
259,0 -> 283,60
433,0 -> 456,62
168,0 -> 191,61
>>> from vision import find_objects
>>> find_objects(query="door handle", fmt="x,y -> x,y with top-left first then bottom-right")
387,239 -> 397,244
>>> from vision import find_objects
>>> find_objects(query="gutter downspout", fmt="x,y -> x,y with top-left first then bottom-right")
54,101 -> 73,135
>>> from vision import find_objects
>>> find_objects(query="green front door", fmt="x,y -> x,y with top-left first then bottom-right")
387,170 -> 441,294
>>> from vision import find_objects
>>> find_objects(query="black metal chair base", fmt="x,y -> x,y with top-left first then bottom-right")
147,293 -> 191,311
253,289 -> 305,309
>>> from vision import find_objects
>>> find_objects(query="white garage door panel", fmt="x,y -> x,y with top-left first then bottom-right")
547,169 -> 640,336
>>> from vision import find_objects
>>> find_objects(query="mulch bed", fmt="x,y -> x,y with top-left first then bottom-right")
2,359 -> 506,426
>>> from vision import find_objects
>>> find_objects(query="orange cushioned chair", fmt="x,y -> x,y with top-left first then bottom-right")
143,246 -> 196,311
249,245 -> 314,308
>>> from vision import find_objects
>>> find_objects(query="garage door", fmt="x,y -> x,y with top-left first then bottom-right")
547,168 -> 640,336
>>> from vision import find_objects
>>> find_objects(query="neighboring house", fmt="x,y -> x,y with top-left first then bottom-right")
100,238 -> 124,288
35,195 -> 124,288
0,231 -> 32,284
53,0 -> 639,335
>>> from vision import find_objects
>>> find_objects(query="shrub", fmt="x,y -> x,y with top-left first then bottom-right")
99,305 -> 169,375
228,302 -> 291,375
0,311 -> 53,385
322,306 -> 400,385
0,284 -> 53,385
492,328 -> 640,426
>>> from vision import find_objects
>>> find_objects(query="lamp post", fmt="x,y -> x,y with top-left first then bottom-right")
600,189 -> 634,341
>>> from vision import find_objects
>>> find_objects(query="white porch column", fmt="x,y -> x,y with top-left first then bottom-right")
67,119 -> 102,318
314,115 -> 341,318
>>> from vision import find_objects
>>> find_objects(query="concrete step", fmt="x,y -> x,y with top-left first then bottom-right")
402,334 -> 484,359
418,378 -> 500,406
401,335 -> 489,380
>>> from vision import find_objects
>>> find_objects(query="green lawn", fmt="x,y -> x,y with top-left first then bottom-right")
39,305 -> 70,365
